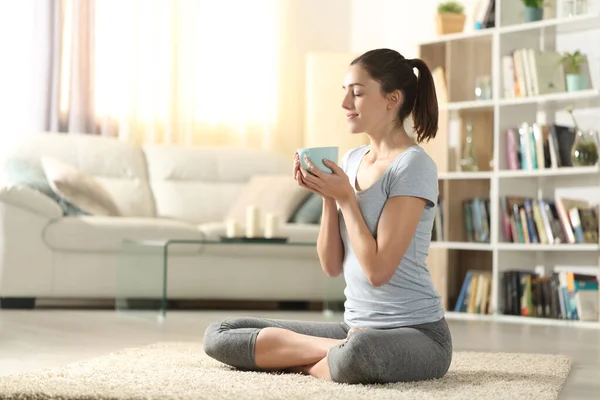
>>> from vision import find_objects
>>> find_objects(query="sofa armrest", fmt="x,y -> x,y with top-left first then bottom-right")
0,185 -> 63,219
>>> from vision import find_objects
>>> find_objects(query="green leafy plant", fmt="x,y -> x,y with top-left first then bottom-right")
437,1 -> 464,14
521,0 -> 544,8
559,50 -> 586,74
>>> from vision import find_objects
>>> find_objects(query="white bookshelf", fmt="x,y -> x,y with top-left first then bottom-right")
418,0 -> 600,328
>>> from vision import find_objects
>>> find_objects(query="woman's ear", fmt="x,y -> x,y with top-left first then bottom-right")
387,90 -> 403,110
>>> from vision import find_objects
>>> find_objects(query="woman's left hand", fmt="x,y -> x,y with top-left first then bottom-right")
300,156 -> 354,204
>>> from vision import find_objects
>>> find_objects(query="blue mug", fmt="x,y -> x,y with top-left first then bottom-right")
297,146 -> 339,174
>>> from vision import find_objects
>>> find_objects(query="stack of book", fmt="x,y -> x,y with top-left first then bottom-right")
454,270 -> 492,314
500,196 -> 598,245
502,270 -> 599,321
501,49 -> 572,98
505,122 -> 594,170
464,198 -> 491,243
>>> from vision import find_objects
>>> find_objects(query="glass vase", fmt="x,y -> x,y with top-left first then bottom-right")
460,124 -> 479,171
571,129 -> 599,167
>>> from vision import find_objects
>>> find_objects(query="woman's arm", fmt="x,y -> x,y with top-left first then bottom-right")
337,195 -> 426,286
298,149 -> 437,287
317,197 -> 344,277
293,152 -> 344,277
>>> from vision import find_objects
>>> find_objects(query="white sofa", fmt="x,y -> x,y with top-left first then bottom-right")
0,133 -> 345,308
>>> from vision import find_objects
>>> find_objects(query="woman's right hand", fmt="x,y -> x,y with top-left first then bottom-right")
293,152 -> 302,182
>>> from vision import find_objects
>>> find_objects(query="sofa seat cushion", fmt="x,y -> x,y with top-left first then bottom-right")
44,216 -> 204,252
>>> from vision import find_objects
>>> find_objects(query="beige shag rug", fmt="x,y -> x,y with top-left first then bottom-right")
0,342 -> 571,400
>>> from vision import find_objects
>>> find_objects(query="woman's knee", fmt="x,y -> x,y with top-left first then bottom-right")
327,333 -> 376,384
202,318 -> 263,370
202,321 -> 223,359
202,318 -> 241,358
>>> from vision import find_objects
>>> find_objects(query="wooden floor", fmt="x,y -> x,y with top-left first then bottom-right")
0,309 -> 598,399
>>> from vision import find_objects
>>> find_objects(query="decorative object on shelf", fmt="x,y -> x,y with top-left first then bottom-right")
559,50 -> 588,92
571,129 -> 599,166
436,1 -> 466,35
562,0 -> 587,17
562,106 -> 599,167
460,123 -> 479,171
521,0 -> 544,22
475,75 -> 492,100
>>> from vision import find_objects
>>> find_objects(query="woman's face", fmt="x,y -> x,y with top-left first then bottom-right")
341,65 -> 398,134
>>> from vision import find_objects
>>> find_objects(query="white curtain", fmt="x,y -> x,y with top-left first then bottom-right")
47,0 -> 96,134
93,0 -> 281,148
43,0 -> 281,150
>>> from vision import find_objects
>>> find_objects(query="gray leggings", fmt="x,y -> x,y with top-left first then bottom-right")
203,316 -> 452,385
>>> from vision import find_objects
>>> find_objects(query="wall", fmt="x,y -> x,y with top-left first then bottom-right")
272,0 -> 353,157
350,0 -> 481,57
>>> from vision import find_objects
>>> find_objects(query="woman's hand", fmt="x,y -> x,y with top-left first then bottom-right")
298,155 -> 354,204
293,153 -> 331,199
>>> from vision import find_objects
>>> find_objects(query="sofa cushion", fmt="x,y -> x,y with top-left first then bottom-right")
41,157 -> 121,216
43,216 -> 204,252
224,175 -> 310,225
143,145 -> 291,224
1,133 -> 156,218
2,158 -> 86,216
289,193 -> 323,224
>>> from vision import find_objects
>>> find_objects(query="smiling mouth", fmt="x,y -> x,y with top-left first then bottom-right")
346,113 -> 358,119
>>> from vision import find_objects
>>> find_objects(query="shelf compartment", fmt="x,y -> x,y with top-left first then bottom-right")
420,28 -> 494,46
441,99 -> 494,111
431,241 -> 494,251
497,243 -> 600,251
445,311 -> 600,329
499,13 -> 600,35
439,171 -> 494,180
498,89 -> 600,108
498,166 -> 600,178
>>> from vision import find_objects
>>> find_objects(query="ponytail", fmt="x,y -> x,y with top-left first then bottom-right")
408,58 -> 438,143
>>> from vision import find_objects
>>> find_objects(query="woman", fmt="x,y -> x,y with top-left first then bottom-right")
204,48 -> 452,385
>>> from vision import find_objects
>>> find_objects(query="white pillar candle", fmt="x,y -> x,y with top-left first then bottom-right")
264,213 -> 280,238
225,219 -> 242,238
245,205 -> 260,238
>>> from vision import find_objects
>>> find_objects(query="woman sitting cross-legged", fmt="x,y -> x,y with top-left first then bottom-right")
203,48 -> 452,385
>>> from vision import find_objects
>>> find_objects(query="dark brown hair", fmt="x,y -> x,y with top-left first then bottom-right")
350,48 -> 438,143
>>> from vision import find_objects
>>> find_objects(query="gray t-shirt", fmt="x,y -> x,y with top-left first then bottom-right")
339,144 -> 444,329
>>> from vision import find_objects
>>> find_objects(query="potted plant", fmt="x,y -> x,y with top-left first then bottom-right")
522,0 -> 544,22
559,50 -> 588,92
436,2 -> 466,35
